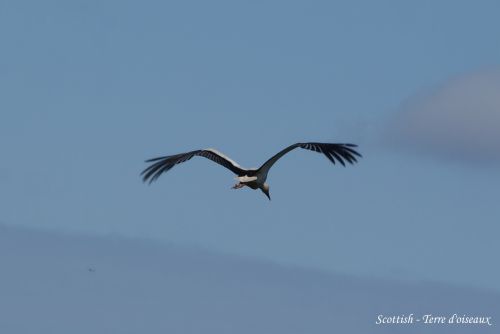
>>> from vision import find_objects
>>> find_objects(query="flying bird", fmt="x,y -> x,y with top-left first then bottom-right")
141,142 -> 361,200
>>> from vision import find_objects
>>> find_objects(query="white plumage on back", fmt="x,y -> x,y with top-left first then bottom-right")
237,175 -> 258,182
205,148 -> 243,169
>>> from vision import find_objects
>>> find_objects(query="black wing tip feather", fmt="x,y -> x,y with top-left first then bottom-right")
331,143 -> 362,159
141,155 -> 180,184
145,156 -> 167,163
340,143 -> 362,158
299,142 -> 362,166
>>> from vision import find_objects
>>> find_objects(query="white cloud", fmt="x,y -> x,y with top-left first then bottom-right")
388,69 -> 500,162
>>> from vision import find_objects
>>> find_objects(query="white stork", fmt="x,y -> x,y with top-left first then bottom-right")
142,142 -> 361,200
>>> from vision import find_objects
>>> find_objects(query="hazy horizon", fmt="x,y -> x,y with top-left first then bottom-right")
1,224 -> 498,333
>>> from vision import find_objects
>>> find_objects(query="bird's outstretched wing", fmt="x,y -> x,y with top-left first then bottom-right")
142,149 -> 246,184
258,142 -> 362,175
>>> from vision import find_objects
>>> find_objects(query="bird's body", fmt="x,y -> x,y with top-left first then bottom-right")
142,142 -> 361,200
233,170 -> 267,192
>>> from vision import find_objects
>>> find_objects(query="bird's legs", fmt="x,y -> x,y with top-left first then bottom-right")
232,182 -> 245,189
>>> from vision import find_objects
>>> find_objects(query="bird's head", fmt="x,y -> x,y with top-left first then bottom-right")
261,183 -> 271,201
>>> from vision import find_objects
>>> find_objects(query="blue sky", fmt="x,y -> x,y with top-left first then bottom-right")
1,0 -> 500,294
